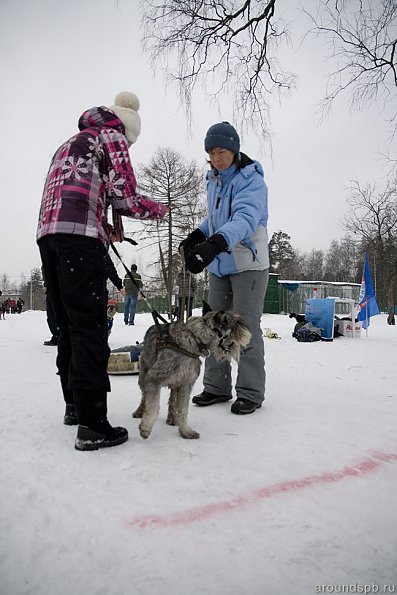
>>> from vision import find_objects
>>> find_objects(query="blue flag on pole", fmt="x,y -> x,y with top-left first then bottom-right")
356,253 -> 380,329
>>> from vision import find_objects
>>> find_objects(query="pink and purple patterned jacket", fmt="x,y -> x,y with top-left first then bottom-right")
37,106 -> 167,247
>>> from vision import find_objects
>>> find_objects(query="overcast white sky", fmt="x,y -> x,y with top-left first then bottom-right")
0,0 -> 395,283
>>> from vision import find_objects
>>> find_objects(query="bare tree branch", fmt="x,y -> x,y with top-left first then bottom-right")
140,0 -> 294,140
304,0 -> 397,133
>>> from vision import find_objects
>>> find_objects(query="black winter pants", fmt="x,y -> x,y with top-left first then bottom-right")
45,294 -> 59,341
38,235 -> 111,426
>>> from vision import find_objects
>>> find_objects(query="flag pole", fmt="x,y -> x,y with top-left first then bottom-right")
365,300 -> 368,337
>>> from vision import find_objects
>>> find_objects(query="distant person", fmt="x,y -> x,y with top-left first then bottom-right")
180,121 -> 269,415
16,297 -> 24,314
37,91 -> 168,451
123,264 -> 142,326
176,269 -> 197,320
1,298 -> 7,320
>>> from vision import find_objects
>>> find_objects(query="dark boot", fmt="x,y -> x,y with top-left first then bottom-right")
231,398 -> 262,415
192,391 -> 232,406
75,420 -> 128,451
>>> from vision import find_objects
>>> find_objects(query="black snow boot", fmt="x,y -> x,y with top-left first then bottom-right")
231,398 -> 262,415
192,391 -> 232,406
75,420 -> 128,451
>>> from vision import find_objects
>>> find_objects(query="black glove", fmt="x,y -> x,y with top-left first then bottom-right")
185,234 -> 228,274
179,228 -> 206,255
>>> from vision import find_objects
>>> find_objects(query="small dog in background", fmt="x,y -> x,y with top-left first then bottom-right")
132,306 -> 251,439
289,312 -> 306,324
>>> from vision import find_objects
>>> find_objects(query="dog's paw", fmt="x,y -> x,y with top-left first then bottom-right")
166,415 -> 176,426
139,427 -> 151,439
179,429 -> 200,439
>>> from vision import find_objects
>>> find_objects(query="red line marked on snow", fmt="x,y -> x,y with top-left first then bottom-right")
127,451 -> 397,529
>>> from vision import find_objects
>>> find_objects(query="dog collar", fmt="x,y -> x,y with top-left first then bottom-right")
156,338 -> 201,359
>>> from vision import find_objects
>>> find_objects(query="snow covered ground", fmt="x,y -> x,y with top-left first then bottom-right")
1,310 -> 396,595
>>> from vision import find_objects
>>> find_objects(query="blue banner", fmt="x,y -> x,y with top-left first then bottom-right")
305,298 -> 336,341
356,253 -> 380,329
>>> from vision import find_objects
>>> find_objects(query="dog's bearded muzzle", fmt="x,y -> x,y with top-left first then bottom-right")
215,328 -> 229,351
211,316 -> 252,363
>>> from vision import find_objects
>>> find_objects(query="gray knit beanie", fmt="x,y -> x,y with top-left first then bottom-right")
204,121 -> 240,154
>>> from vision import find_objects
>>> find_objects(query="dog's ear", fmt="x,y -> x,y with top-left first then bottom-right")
202,300 -> 212,315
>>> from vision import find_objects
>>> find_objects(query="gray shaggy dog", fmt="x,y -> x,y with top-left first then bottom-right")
132,308 -> 252,439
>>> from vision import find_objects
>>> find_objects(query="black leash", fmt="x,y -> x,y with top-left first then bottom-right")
109,241 -> 168,331
109,241 -> 214,359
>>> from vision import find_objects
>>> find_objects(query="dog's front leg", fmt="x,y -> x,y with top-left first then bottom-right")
134,365 -> 148,418
175,385 -> 200,439
139,382 -> 161,439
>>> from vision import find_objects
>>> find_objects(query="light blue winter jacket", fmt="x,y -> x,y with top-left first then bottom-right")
199,155 -> 269,277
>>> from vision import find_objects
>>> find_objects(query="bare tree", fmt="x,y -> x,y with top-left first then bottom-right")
281,247 -> 307,280
1,274 -> 10,294
303,249 -> 325,280
305,0 -> 397,130
141,0 -> 293,139
133,147 -> 207,312
323,235 -> 360,282
343,179 -> 397,323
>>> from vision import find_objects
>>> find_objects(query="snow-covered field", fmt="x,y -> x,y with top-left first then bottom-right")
1,310 -> 396,595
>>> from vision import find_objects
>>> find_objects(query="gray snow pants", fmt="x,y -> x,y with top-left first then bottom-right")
203,269 -> 269,404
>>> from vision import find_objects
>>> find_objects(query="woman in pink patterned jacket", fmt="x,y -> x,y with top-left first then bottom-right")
37,92 -> 167,452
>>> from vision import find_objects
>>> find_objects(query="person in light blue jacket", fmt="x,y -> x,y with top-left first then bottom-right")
180,122 -> 269,414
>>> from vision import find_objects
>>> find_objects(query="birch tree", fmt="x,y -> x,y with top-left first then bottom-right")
134,147 -> 207,310
343,179 -> 397,323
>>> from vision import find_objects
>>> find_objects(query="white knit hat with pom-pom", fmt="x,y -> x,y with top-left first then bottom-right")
109,92 -> 141,144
